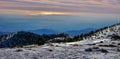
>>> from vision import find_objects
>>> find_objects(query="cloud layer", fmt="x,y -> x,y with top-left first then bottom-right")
0,0 -> 120,16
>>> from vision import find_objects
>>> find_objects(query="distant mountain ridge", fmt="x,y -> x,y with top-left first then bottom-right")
29,29 -> 57,35
29,28 -> 96,36
65,28 -> 96,36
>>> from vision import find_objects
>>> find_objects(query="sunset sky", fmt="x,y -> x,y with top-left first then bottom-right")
0,0 -> 120,32
0,0 -> 120,16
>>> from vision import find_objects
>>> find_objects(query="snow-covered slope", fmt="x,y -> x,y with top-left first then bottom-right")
0,41 -> 120,59
87,23 -> 120,40
65,23 -> 120,45
0,23 -> 120,59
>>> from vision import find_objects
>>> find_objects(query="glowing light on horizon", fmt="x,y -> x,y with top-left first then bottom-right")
26,11 -> 68,15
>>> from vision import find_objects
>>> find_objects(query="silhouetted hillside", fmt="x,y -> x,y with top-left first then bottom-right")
0,31 -> 69,48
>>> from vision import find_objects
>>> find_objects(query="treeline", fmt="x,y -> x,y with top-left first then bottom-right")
0,31 -> 69,48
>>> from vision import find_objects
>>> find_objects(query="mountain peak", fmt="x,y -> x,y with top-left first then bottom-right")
83,23 -> 120,40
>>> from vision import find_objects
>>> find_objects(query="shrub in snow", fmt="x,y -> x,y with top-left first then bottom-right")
100,41 -> 103,43
72,44 -> 79,46
99,44 -> 117,47
97,49 -> 108,53
48,49 -> 53,52
92,46 -> 99,49
117,48 -> 120,52
15,49 -> 23,52
111,35 -> 120,40
85,48 -> 93,52
112,42 -> 116,44
118,43 -> 120,45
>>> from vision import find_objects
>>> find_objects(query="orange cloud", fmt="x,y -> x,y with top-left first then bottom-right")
24,11 -> 70,15
0,9 -> 71,16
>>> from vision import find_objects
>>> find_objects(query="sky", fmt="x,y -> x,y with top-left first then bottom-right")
0,0 -> 120,32
0,0 -> 120,16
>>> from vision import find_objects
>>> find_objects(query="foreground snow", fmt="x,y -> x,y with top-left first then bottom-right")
0,39 -> 120,59
66,39 -> 110,45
